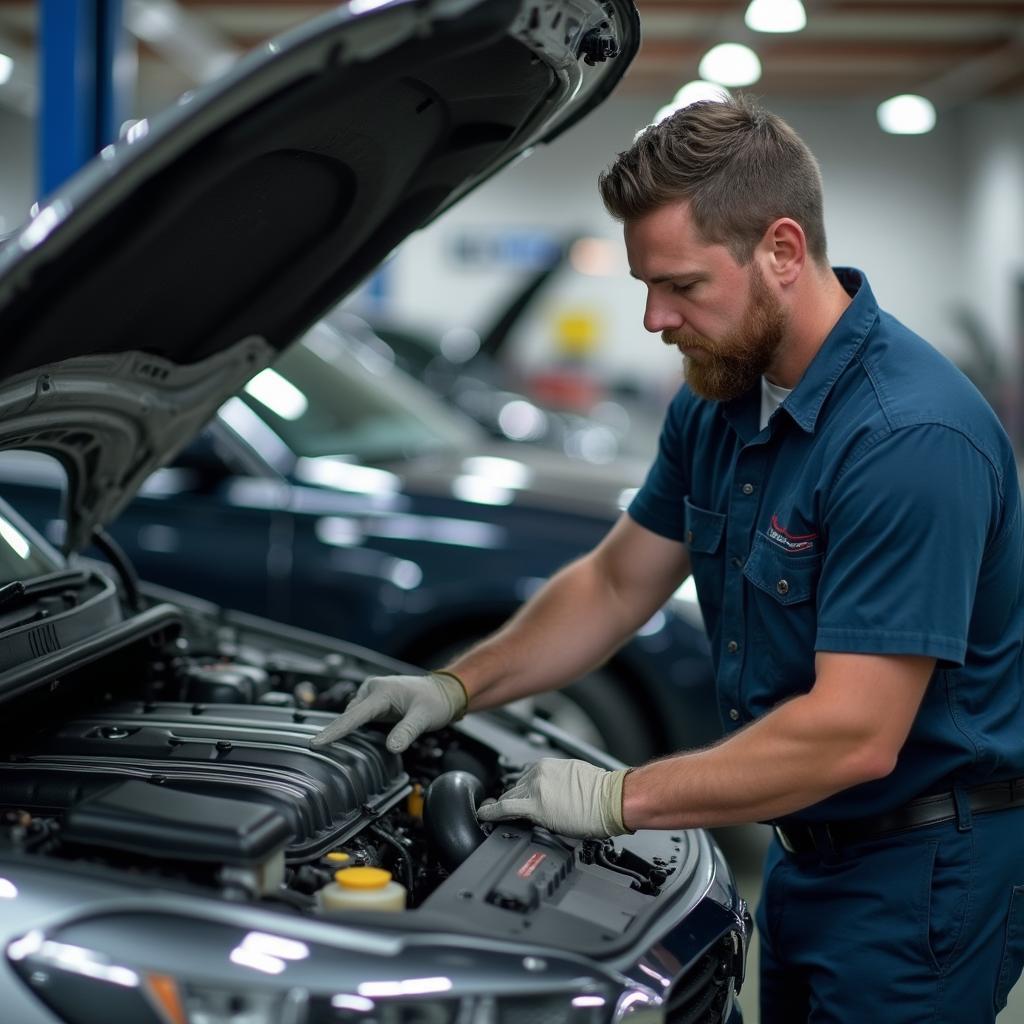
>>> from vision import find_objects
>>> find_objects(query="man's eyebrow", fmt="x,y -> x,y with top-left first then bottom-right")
628,270 -> 704,285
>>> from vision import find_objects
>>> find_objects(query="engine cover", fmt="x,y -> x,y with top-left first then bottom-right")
1,701 -> 408,860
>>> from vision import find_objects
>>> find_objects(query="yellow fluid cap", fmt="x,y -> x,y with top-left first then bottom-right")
335,866 -> 393,889
406,784 -> 425,819
325,851 -> 351,864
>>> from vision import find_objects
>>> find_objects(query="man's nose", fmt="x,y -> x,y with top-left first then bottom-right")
643,294 -> 683,334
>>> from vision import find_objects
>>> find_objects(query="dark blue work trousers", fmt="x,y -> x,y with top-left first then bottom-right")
757,805 -> 1024,1022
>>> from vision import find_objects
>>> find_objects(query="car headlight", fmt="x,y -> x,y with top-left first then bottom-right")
8,925 -> 632,1024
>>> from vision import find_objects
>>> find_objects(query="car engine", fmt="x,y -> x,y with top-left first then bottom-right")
0,584 -> 749,1024
0,593 -> 700,912
1,614 -> 507,912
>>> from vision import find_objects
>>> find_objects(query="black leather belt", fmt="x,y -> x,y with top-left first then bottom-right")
773,777 -> 1024,856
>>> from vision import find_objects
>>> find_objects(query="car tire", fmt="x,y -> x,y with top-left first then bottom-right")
532,669 -> 657,765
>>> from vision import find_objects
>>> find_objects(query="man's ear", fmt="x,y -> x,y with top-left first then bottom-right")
760,217 -> 806,286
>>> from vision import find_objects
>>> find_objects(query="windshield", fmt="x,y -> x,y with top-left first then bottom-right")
234,324 -> 481,462
0,483 -> 66,585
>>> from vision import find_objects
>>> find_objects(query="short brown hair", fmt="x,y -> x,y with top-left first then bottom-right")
598,95 -> 828,266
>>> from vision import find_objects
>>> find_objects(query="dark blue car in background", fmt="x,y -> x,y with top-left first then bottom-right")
0,319 -> 716,763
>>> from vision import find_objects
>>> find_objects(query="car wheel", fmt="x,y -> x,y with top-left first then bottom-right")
531,669 -> 657,764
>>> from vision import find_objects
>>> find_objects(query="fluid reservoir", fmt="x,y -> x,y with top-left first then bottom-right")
319,866 -> 406,912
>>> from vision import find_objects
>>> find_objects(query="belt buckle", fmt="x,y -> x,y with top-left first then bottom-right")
773,825 -> 796,854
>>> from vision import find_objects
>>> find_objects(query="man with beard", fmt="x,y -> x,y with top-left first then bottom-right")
312,97 -> 1024,1021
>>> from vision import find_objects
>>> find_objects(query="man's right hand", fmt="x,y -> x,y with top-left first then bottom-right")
308,672 -> 469,754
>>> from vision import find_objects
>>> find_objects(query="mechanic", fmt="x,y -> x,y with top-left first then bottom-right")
311,96 -> 1024,1022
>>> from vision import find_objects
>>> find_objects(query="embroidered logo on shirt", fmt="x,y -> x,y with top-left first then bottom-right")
767,514 -> 818,553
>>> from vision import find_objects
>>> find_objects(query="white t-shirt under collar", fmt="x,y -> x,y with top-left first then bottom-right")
760,376 -> 793,430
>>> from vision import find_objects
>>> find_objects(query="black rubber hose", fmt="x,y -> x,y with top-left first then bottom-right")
423,771 -> 486,871
595,845 -> 651,891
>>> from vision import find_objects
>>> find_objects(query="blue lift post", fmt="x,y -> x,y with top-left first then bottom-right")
39,0 -> 129,197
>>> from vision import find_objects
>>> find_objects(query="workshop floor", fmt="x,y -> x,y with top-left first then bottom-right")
717,825 -> 1024,1022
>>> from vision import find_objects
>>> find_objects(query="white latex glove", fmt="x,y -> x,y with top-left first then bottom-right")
309,672 -> 468,754
477,757 -> 633,839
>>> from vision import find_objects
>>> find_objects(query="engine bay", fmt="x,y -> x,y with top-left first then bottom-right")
0,584 -> 709,955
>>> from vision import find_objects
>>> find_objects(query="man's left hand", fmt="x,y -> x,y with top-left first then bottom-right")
477,758 -> 633,839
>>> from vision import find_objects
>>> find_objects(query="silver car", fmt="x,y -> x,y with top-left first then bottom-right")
0,0 -> 749,1021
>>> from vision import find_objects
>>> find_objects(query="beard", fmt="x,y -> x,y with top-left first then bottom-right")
663,265 -> 787,402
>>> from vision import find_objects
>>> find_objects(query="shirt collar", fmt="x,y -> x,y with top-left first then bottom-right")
780,267 -> 878,434
719,267 -> 877,443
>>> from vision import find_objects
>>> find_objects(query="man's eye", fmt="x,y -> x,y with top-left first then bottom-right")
671,282 -> 695,294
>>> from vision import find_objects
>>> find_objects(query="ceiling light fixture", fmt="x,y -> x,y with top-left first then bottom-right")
674,79 -> 731,108
876,94 -> 936,135
0,53 -> 13,86
653,81 -> 731,125
698,43 -> 762,88
744,0 -> 806,33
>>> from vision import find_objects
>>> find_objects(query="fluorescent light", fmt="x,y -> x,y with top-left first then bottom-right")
295,457 -> 400,495
243,367 -> 308,421
315,516 -> 365,548
461,456 -> 532,488
0,53 -> 13,86
699,43 -> 762,88
451,476 -> 513,506
745,0 -> 806,33
877,94 -> 936,135
0,515 -> 30,559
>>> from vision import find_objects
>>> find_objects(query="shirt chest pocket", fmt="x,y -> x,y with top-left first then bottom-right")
743,532 -> 822,692
742,532 -> 822,606
684,497 -> 727,608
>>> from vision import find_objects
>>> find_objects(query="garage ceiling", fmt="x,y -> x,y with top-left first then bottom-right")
0,0 -> 1022,117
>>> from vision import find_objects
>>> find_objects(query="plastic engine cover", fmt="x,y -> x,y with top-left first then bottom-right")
2,701 -> 409,860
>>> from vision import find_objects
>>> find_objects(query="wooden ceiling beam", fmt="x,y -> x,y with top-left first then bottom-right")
637,37 -> 1004,61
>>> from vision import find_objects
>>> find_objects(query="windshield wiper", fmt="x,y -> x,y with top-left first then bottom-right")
0,570 -> 90,613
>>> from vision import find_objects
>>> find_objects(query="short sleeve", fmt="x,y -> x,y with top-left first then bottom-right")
628,390 -> 691,542
815,424 -> 1001,666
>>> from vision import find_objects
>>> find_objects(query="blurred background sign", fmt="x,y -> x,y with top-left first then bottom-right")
448,230 -> 563,271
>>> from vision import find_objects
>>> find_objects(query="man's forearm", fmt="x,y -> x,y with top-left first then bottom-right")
622,689 -> 895,830
446,555 -> 650,712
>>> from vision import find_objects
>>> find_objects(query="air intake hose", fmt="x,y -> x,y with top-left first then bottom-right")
423,770 -> 486,871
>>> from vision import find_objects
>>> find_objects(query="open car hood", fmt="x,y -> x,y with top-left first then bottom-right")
0,0 -> 638,553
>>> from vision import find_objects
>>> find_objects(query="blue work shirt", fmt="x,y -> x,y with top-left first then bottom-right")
629,268 -> 1024,821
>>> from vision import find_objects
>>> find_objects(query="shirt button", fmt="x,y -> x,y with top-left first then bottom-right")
729,708 -> 740,721
776,579 -> 790,595
686,530 -> 694,543
741,483 -> 755,495
731,557 -> 744,568
727,640 -> 739,653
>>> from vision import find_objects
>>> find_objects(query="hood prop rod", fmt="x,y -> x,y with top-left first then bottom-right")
91,528 -> 142,613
